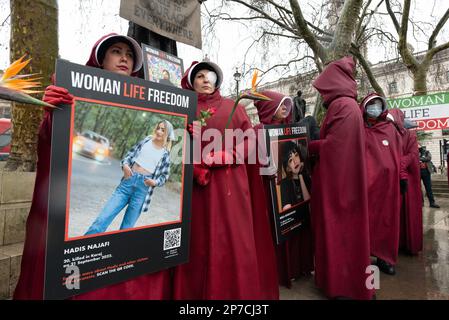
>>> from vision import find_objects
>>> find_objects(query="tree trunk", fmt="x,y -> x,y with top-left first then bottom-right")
5,0 -> 58,172
328,0 -> 363,62
413,64 -> 430,96
314,0 -> 364,121
313,94 -> 326,125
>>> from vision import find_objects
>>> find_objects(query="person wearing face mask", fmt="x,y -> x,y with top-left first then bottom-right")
309,56 -> 373,300
360,93 -> 403,276
254,91 -> 315,289
172,61 -> 278,299
14,33 -> 173,300
365,100 -> 383,119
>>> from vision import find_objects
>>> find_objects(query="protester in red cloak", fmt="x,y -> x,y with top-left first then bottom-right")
309,56 -> 374,300
255,90 -> 293,125
254,90 -> 314,289
172,61 -> 278,299
389,108 -> 423,255
14,33 -> 172,300
360,93 -> 402,275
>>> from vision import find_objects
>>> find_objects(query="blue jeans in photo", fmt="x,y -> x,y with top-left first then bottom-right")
85,173 -> 150,235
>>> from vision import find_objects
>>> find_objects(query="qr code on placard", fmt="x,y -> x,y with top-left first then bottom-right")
163,228 -> 181,250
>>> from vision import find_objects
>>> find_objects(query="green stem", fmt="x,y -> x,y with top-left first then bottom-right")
224,95 -> 243,131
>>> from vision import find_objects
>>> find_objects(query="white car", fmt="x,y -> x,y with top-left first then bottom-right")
73,130 -> 111,162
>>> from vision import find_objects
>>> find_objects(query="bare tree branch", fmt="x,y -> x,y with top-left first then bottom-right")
385,0 -> 400,33
264,0 -> 298,31
355,0 -> 384,44
330,0 -> 364,59
355,0 -> 373,42
265,0 -> 292,15
306,21 -> 334,37
248,56 -> 315,77
427,41 -> 449,57
263,31 -> 301,40
1,13 -> 10,27
361,28 -> 398,44
227,0 -> 297,34
351,44 -> 385,96
428,8 -> 449,50
288,0 -> 326,61
209,14 -> 266,21
397,0 -> 418,71
275,6 -> 293,30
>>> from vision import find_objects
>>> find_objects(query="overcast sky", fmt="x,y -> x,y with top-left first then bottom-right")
0,0 -> 448,95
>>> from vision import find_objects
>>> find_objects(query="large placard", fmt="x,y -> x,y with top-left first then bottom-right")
45,59 -> 196,299
142,44 -> 184,87
120,0 -> 202,49
387,92 -> 449,130
264,124 -> 311,244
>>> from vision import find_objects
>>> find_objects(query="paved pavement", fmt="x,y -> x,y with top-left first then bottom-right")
280,193 -> 449,300
67,153 -> 181,238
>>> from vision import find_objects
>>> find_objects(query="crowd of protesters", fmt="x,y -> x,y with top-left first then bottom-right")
14,32 -> 440,300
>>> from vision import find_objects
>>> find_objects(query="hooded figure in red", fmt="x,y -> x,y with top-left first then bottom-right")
389,108 -> 423,255
309,56 -> 373,300
172,61 -> 278,299
255,90 -> 293,125
14,33 -> 172,300
360,93 -> 402,275
254,90 -> 314,288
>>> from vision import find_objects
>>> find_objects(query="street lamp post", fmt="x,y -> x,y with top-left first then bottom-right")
233,67 -> 242,97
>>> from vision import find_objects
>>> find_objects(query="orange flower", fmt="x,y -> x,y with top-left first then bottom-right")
224,69 -> 271,130
0,55 -> 42,93
0,55 -> 55,108
251,69 -> 258,90
242,69 -> 271,101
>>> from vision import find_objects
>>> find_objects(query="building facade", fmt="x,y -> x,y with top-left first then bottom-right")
242,49 -> 449,170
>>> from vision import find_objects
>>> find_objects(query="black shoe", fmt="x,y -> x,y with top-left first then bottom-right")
376,258 -> 396,275
430,203 -> 440,208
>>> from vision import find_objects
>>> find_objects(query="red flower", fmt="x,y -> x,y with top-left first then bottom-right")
208,107 -> 217,116
197,106 -> 217,127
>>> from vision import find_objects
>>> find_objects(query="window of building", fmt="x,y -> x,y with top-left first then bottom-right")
388,81 -> 398,94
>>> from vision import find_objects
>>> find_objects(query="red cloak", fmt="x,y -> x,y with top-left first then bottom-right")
254,90 -> 314,289
389,108 -> 423,255
360,94 -> 402,265
309,56 -> 373,300
172,63 -> 278,299
14,35 -> 172,300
